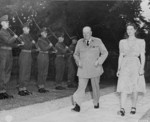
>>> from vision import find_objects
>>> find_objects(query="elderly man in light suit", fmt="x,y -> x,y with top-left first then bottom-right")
72,26 -> 108,112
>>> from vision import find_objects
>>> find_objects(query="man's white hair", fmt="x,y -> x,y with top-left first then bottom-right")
83,26 -> 92,32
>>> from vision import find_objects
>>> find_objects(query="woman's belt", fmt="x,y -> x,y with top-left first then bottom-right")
22,50 -> 31,53
124,55 -> 139,60
0,46 -> 12,50
124,55 -> 139,58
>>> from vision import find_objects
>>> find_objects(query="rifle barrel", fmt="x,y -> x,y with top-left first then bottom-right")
8,28 -> 23,43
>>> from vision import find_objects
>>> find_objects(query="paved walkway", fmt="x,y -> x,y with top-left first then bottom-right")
1,85 -> 150,122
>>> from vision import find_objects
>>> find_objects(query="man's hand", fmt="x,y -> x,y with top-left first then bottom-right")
32,40 -> 35,44
65,46 -> 68,49
22,41 -> 25,45
98,57 -> 103,65
94,60 -> 99,67
14,35 -> 18,38
17,42 -> 24,47
78,61 -> 82,68
49,43 -> 53,47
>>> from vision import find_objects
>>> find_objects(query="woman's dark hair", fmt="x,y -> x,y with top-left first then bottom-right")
123,22 -> 139,38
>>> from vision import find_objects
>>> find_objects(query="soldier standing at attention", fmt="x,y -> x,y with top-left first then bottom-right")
55,33 -> 69,90
0,15 -> 19,99
72,26 -> 108,112
37,27 -> 53,93
67,36 -> 78,88
18,23 -> 35,96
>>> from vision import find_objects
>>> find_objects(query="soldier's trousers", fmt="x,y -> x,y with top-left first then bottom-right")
55,56 -> 65,86
19,51 -> 32,88
73,77 -> 100,106
67,56 -> 77,83
37,52 -> 49,88
0,49 -> 13,92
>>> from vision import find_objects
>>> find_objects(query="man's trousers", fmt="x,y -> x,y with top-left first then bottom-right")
0,49 -> 13,92
37,52 -> 49,88
55,56 -> 65,86
19,51 -> 32,89
73,77 -> 100,106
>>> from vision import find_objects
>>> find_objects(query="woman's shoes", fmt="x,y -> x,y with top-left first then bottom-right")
130,107 -> 136,114
117,107 -> 136,116
117,108 -> 125,116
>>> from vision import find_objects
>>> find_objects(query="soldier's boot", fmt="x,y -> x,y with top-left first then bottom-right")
38,88 -> 49,93
18,90 -> 32,96
0,92 -> 14,99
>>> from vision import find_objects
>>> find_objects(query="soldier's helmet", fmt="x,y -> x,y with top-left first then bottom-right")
0,15 -> 8,22
40,27 -> 47,33
56,32 -> 64,38
22,22 -> 30,28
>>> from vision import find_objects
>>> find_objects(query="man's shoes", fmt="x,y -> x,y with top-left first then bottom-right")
18,90 -> 32,96
38,88 -> 49,93
94,103 -> 99,109
71,104 -> 80,112
55,86 -> 66,90
0,92 -> 13,99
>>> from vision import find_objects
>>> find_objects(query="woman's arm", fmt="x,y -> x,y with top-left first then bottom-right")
117,53 -> 124,71
139,39 -> 146,75
117,40 -> 124,76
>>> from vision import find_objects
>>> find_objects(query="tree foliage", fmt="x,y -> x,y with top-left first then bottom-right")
0,0 -> 149,52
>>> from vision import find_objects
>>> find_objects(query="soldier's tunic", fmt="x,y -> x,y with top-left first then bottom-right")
67,43 -> 77,83
73,36 -> 108,105
37,37 -> 51,88
0,28 -> 17,92
18,34 -> 34,89
55,42 -> 68,86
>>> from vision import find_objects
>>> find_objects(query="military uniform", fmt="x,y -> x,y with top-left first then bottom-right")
67,37 -> 78,88
72,36 -> 108,111
37,28 -> 51,93
18,31 -> 34,95
0,15 -> 17,99
55,38 -> 68,90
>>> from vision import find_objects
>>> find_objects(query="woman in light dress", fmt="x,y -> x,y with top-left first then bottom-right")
116,23 -> 146,116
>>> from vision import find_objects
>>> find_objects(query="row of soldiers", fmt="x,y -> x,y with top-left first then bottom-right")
0,15 -> 78,99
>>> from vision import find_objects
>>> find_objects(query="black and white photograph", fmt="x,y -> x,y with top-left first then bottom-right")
0,0 -> 149,122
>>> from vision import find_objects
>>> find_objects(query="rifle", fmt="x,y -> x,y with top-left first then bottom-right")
32,18 -> 57,53
47,26 -> 58,40
62,27 -> 71,40
7,28 -> 24,45
14,12 -> 39,51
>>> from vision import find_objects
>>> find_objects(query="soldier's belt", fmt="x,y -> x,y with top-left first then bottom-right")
56,54 -> 65,57
1,46 -> 12,50
22,50 -> 31,53
39,51 -> 48,54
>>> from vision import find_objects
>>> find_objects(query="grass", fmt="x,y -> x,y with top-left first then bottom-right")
0,77 -> 117,111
